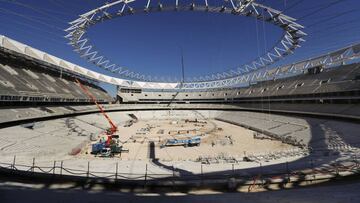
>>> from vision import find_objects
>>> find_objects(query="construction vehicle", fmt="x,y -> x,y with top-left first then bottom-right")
91,142 -> 106,154
160,136 -> 201,148
92,141 -> 128,156
110,144 -> 129,154
76,79 -> 121,155
76,78 -> 117,134
109,138 -> 129,153
99,148 -> 112,157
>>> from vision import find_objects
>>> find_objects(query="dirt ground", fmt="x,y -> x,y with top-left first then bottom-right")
80,119 -> 293,161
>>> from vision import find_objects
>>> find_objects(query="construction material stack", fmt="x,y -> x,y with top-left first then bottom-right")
160,136 -> 201,148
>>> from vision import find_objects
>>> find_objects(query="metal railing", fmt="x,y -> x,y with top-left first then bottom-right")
0,156 -> 358,186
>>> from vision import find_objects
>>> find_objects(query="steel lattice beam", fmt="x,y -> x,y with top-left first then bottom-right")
65,0 -> 306,85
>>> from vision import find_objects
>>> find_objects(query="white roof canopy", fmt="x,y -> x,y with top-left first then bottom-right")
0,35 -> 179,89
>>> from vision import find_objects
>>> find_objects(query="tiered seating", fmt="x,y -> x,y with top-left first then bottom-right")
0,61 -> 112,104
215,111 -> 312,148
118,63 -> 360,103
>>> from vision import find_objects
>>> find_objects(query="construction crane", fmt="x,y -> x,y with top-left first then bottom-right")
75,78 -> 117,145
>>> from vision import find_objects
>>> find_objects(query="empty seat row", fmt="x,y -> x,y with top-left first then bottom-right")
0,62 -> 112,103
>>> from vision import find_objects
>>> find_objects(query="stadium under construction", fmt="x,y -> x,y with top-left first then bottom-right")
0,0 -> 359,202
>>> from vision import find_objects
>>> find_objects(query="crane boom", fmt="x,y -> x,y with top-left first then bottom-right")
75,79 -> 117,134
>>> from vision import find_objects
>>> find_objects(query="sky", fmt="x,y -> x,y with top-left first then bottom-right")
0,0 -> 360,96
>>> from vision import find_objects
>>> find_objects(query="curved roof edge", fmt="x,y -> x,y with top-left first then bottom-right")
1,35 -> 359,90
0,35 -> 179,89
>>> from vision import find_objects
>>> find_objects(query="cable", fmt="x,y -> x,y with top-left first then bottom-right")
261,9 -> 272,122
282,0 -> 305,13
48,0 -> 78,15
306,8 -> 360,28
0,0 -> 70,23
0,9 -> 66,27
0,23 -> 65,45
309,25 -> 360,39
291,39 -> 360,59
52,0 -> 90,10
288,0 -> 346,16
255,18 -> 261,59
0,7 -> 64,32
0,14 -> 64,39
297,0 -> 348,21
254,14 -> 266,134
308,18 -> 360,34
308,29 -> 360,41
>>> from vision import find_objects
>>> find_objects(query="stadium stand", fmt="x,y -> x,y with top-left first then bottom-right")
115,62 -> 360,120
118,63 -> 360,104
0,50 -> 113,106
0,35 -> 358,126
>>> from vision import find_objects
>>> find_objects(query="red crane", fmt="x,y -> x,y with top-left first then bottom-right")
75,79 -> 117,145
